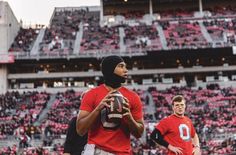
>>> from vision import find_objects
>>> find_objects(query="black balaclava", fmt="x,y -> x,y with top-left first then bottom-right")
101,55 -> 126,89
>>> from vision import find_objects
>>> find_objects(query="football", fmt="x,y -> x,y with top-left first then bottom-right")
106,91 -> 125,122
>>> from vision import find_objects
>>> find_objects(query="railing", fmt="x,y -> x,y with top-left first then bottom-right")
10,48 -> 148,60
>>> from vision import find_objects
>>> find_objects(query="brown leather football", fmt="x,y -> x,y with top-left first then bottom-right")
106,91 -> 124,122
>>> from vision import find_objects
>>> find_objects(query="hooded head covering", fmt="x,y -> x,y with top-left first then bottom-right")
101,55 -> 126,88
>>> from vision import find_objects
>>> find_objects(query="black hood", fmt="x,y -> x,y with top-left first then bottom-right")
101,55 -> 126,88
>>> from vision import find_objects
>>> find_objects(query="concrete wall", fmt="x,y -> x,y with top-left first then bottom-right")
0,1 -> 20,94
0,1 -> 20,53
0,65 -> 8,94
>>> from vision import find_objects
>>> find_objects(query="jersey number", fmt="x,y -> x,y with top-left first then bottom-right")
178,124 -> 190,141
100,108 -> 120,130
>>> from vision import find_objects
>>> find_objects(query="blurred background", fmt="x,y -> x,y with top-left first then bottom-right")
0,0 -> 235,154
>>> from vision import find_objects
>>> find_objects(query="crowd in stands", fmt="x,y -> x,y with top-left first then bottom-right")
207,5 -> 236,17
9,5 -> 236,56
8,28 -> 40,53
0,85 -> 235,154
39,9 -> 87,55
161,20 -> 211,49
80,11 -> 120,52
8,90 -> 79,154
5,2 -> 236,155
42,90 -> 81,137
203,18 -> 236,47
0,144 -> 64,155
0,145 -> 17,155
0,91 -> 50,153
157,9 -> 194,19
124,24 -> 162,51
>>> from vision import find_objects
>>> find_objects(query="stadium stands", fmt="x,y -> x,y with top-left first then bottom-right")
39,8 -> 83,56
2,0 -> 236,154
124,24 -> 162,51
8,3 -> 236,57
8,27 -> 40,53
203,18 -> 236,47
0,86 -> 235,154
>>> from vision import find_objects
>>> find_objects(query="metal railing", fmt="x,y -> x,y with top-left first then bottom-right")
10,48 -> 148,60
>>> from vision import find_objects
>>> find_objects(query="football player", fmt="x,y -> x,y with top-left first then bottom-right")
76,55 -> 144,155
151,95 -> 201,155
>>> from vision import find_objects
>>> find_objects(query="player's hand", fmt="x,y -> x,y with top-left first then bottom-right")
192,146 -> 201,155
168,144 -> 183,155
122,97 -> 132,120
95,90 -> 116,111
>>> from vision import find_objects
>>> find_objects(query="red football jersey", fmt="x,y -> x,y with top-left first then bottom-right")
80,84 -> 143,155
156,114 -> 196,155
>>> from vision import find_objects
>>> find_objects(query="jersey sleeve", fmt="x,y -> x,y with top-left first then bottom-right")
156,118 -> 169,135
79,89 -> 95,112
130,93 -> 143,120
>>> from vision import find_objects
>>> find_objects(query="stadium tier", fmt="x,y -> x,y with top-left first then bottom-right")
0,0 -> 236,154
